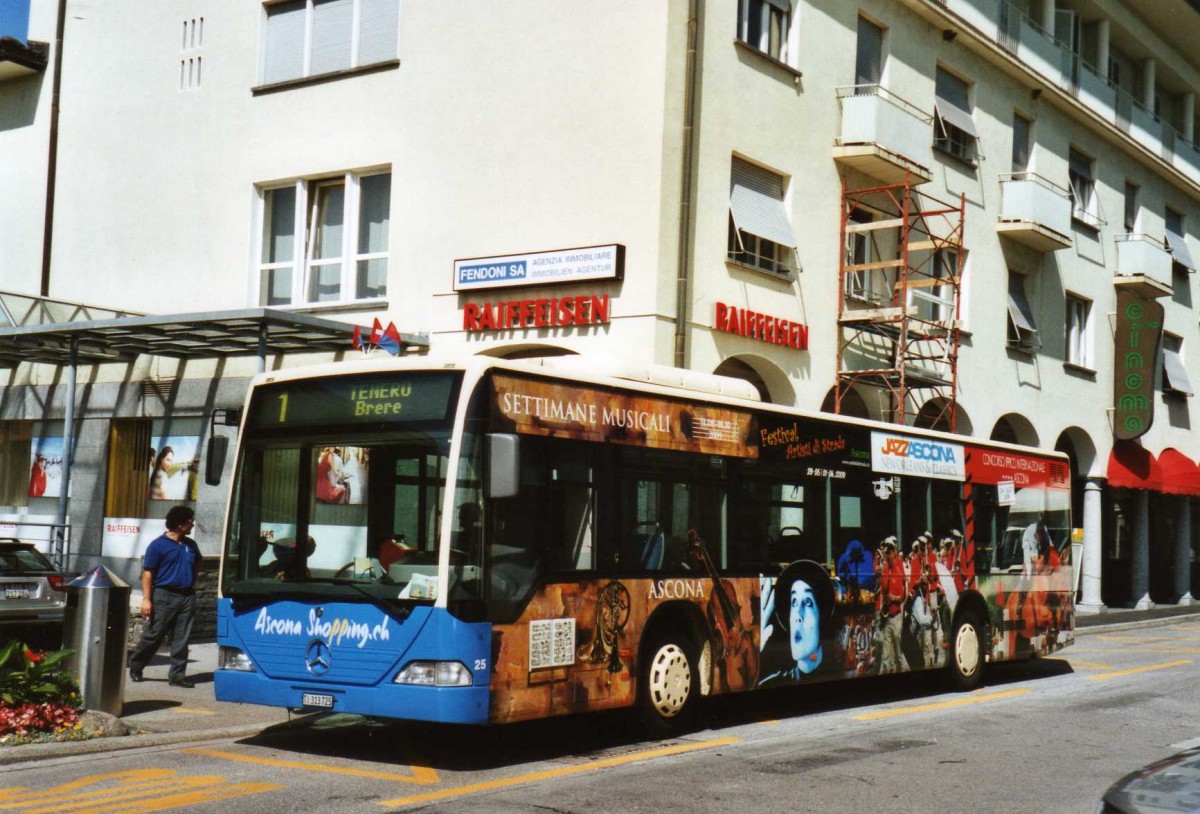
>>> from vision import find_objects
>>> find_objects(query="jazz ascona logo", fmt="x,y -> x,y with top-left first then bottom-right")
870,432 -> 965,482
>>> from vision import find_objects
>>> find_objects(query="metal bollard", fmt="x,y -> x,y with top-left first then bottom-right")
63,566 -> 131,716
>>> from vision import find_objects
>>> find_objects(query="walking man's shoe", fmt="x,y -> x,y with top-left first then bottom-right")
168,676 -> 195,688
129,670 -> 144,683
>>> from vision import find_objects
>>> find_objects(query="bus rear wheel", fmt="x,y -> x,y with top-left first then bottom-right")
638,630 -> 699,734
947,609 -> 985,691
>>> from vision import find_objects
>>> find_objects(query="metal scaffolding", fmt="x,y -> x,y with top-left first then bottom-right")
835,176 -> 966,430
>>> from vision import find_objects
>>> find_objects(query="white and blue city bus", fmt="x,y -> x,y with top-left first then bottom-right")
215,355 -> 1074,729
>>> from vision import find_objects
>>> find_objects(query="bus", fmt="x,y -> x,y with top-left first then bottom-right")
214,354 -> 1074,730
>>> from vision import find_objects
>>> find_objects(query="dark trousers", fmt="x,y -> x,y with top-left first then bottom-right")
128,588 -> 196,680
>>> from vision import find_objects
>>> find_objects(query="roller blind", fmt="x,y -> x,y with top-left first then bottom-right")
263,0 -> 306,84
935,68 -> 978,137
729,158 -> 797,248
358,0 -> 399,64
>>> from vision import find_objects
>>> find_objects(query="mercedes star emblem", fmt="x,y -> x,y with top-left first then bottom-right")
305,639 -> 332,675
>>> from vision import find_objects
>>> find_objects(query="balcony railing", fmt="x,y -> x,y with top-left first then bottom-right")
1114,234 -> 1173,298
934,0 -> 1200,189
834,85 -> 934,183
996,173 -> 1072,251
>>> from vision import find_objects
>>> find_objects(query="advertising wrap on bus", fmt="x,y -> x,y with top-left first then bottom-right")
216,358 -> 1075,730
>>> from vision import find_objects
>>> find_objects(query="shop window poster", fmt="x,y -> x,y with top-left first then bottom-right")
315,446 -> 370,505
28,437 -> 65,498
148,435 -> 200,501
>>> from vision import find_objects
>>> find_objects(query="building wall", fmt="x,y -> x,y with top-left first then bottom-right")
0,0 -> 56,293
3,0 -> 1200,605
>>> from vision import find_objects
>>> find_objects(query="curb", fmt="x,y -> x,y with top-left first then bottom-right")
1075,610 -> 1200,637
0,723 -> 271,767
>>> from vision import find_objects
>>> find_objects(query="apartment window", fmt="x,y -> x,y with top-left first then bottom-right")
261,0 -> 399,86
737,0 -> 791,63
855,15 -> 884,87
845,208 -> 881,303
1007,273 -> 1039,350
1065,294 -> 1091,368
258,170 -> 391,306
934,68 -> 978,163
1123,182 -> 1140,233
910,249 -> 957,324
1011,112 -> 1032,173
1068,148 -> 1100,228
1163,333 -> 1194,397
728,157 -> 796,277
1166,207 -> 1195,271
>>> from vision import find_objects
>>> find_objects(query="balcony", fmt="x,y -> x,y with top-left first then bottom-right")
1114,234 -> 1173,298
996,173 -> 1072,251
834,85 -> 934,185
1173,139 -> 1200,187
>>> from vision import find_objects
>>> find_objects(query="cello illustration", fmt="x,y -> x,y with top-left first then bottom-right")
688,529 -> 759,691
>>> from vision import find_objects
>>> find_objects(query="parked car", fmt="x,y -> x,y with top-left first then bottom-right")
1098,746 -> 1200,813
0,539 -> 67,650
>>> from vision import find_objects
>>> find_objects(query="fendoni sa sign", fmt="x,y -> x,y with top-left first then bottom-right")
454,244 -> 625,291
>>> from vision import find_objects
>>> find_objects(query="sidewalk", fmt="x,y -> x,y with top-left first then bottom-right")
3,604 -> 1200,765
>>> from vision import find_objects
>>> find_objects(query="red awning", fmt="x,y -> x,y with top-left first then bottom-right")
1107,443 -> 1162,491
1159,448 -> 1200,497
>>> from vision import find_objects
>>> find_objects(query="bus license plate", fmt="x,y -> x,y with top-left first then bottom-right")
301,693 -> 334,709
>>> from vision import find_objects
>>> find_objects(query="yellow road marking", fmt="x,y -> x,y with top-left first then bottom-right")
1087,659 -> 1192,681
1066,659 -> 1116,671
756,719 -> 781,726
854,689 -> 1030,721
0,768 -> 278,813
379,736 -> 740,807
168,707 -> 215,715
185,748 -> 439,785
1132,647 -> 1200,655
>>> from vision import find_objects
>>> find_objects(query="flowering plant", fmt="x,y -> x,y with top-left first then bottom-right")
0,640 -> 81,709
0,640 -> 82,739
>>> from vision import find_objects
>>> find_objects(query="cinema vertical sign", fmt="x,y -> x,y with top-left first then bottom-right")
1113,289 -> 1164,440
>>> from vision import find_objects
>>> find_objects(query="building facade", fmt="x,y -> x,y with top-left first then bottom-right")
1,0 -> 1199,609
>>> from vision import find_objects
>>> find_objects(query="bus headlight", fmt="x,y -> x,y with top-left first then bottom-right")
218,647 -> 256,672
393,661 -> 473,687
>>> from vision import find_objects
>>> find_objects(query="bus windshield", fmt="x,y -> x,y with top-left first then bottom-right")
219,370 -> 463,603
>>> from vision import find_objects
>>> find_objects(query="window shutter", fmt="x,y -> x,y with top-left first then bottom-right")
1068,149 -> 1092,179
855,17 -> 883,86
358,0 -> 399,65
729,158 -> 797,248
934,68 -> 978,137
1164,344 -> 1194,395
310,0 -> 354,76
1011,115 -> 1030,172
1007,276 -> 1039,340
263,0 -> 306,84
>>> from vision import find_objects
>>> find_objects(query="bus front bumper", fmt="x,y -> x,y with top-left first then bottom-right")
214,669 -> 490,725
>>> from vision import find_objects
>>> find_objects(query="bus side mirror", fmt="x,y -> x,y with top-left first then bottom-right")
487,433 -> 520,498
206,436 -> 229,486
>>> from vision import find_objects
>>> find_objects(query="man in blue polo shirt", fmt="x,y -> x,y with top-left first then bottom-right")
128,505 -> 202,688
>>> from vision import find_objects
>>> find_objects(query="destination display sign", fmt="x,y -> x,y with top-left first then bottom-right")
248,372 -> 459,430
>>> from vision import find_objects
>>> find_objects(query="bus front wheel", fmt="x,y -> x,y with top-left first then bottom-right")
947,609 -> 985,691
638,630 -> 699,734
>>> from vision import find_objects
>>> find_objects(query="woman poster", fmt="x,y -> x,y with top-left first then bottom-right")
148,435 -> 200,501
